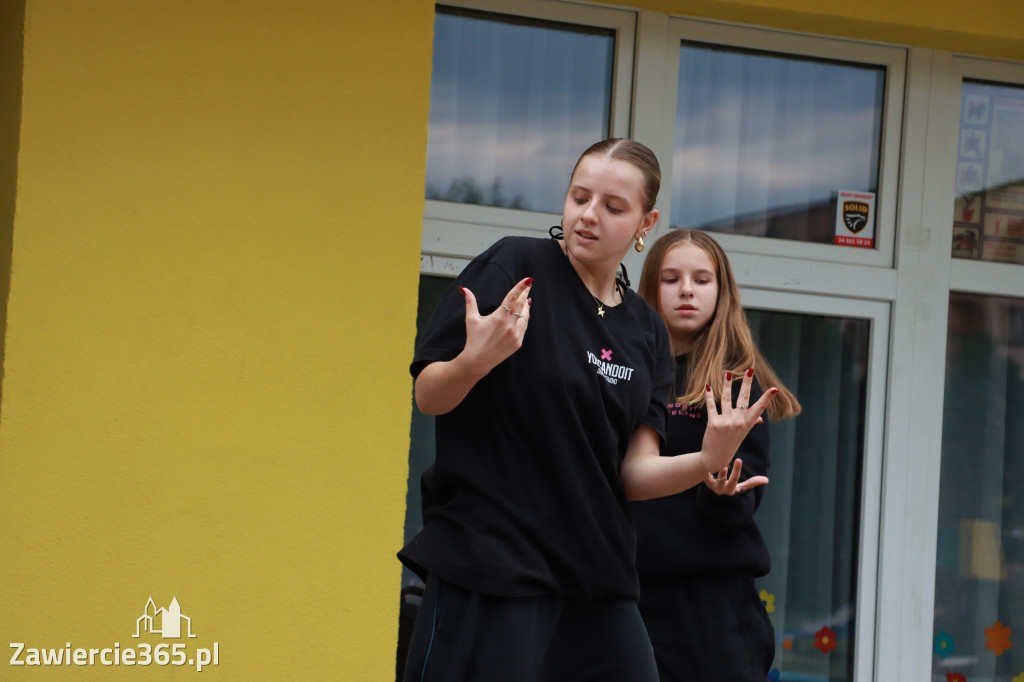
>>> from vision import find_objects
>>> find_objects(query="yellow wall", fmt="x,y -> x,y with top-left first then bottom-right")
0,0 -> 432,678
619,0 -> 1023,59
0,0 -> 23,405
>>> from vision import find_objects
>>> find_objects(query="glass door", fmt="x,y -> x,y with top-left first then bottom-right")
742,289 -> 889,682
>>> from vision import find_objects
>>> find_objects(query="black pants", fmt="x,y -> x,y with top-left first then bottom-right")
638,570 -> 775,682
403,574 -> 659,682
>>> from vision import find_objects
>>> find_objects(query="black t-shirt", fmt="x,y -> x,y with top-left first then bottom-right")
631,357 -> 772,579
399,236 -> 674,600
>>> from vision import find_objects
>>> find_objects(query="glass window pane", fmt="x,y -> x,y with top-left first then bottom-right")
672,43 -> 885,246
952,81 -> 1024,265
425,6 -> 614,214
748,309 -> 869,682
932,293 -> 1024,681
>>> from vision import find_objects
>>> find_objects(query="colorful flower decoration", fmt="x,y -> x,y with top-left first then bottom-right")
946,673 -> 966,682
760,589 -> 776,613
814,626 -> 837,654
782,637 -> 793,651
985,621 -> 1012,656
1011,673 -> 1024,682
934,631 -> 954,658
765,670 -> 781,682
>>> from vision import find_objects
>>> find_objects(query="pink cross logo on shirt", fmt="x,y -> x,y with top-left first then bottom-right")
601,348 -> 613,361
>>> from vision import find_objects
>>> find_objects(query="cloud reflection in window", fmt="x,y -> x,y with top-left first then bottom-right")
672,43 -> 885,243
425,7 -> 614,214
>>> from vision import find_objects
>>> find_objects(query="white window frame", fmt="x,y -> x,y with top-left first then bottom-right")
741,287 -> 890,682
877,49 -> 1024,680
874,48 -> 1024,680
632,16 -> 906,274
420,0 -> 637,274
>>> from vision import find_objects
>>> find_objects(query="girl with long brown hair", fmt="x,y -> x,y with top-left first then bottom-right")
632,228 -> 800,681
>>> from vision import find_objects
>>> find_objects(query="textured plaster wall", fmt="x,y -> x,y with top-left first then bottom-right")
0,0 -> 23,410
614,0 -> 1024,59
0,0 -> 431,678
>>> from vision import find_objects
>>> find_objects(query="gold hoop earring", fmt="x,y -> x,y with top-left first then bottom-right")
634,234 -> 645,253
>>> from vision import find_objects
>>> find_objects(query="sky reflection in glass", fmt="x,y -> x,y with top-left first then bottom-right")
672,43 -> 884,244
425,7 -> 614,214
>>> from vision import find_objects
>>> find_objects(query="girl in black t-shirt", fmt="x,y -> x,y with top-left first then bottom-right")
632,229 -> 802,682
399,140 -> 778,682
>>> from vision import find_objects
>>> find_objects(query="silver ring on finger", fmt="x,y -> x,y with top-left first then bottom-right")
501,304 -> 512,312
511,311 -> 524,319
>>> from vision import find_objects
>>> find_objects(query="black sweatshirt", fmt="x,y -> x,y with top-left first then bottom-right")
630,357 -> 772,579
400,236 -> 674,600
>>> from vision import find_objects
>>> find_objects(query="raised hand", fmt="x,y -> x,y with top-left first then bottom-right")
703,458 -> 770,496
458,277 -> 533,377
413,276 -> 534,416
699,369 -> 777,474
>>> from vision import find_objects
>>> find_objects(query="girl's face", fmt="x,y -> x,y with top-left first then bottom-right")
658,242 -> 720,353
562,155 -> 658,269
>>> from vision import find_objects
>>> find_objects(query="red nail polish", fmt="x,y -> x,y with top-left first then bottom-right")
770,387 -> 778,394
459,286 -> 466,297
725,372 -> 732,381
525,277 -> 534,286
746,368 -> 754,378
527,298 -> 532,305
705,383 -> 711,392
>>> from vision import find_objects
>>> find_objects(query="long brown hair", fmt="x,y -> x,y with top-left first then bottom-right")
638,229 -> 801,421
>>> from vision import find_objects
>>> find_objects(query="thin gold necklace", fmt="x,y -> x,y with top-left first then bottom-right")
564,243 -> 618,318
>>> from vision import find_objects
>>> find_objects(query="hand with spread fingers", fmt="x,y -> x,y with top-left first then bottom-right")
704,458 -> 770,496
459,276 -> 533,376
700,368 -> 778,475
